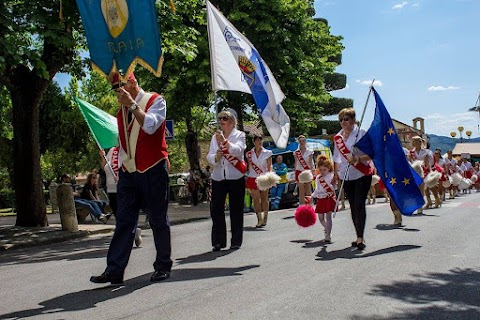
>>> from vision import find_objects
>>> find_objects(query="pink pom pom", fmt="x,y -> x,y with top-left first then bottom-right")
294,205 -> 317,228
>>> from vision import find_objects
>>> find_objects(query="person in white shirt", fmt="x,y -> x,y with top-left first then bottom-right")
311,155 -> 336,243
207,109 -> 246,252
294,135 -> 314,205
246,135 -> 273,228
333,108 -> 372,250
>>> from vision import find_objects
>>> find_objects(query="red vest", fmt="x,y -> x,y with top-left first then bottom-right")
117,93 -> 168,173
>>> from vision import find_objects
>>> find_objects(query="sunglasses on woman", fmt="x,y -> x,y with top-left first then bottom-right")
218,116 -> 229,121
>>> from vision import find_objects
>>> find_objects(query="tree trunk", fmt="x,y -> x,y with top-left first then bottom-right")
10,68 -> 49,227
185,118 -> 200,170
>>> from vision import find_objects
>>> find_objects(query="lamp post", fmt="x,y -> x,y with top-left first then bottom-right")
458,126 -> 464,143
450,131 -> 457,142
466,130 -> 472,139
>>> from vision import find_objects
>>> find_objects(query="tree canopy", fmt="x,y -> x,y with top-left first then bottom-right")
0,0 -> 347,226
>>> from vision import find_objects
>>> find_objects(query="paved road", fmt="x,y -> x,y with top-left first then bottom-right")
1,192 -> 480,319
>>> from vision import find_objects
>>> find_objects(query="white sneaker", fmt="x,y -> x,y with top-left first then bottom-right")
98,214 -> 107,223
134,228 -> 142,247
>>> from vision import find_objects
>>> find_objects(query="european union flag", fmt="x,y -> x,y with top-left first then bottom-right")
76,0 -> 163,79
356,87 -> 424,215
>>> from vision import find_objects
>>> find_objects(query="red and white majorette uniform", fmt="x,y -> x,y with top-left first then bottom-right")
117,90 -> 168,173
435,156 -> 447,182
444,157 -> 457,176
294,147 -> 314,181
246,147 -> 273,190
463,161 -> 473,179
311,172 -> 337,214
409,148 -> 433,176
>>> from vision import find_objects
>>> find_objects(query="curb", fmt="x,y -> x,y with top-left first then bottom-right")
0,227 -> 114,252
0,216 -> 210,252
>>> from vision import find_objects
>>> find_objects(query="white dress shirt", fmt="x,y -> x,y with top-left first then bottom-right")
312,172 -> 335,199
294,148 -> 314,171
333,125 -> 368,181
207,128 -> 246,181
247,147 -> 273,178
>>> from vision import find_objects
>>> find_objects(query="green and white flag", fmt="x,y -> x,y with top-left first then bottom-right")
75,97 -> 118,149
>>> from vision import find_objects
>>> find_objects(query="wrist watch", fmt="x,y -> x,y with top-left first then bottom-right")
129,103 -> 139,112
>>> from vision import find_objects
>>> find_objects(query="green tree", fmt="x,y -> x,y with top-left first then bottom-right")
0,0 -> 201,226
1,1 -> 84,226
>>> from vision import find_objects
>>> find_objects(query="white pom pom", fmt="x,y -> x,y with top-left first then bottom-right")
256,172 -> 281,191
458,178 -> 470,190
424,171 -> 441,188
471,175 -> 478,183
371,175 -> 380,186
451,173 -> 462,186
298,170 -> 314,184
411,161 -> 424,178
442,177 -> 451,188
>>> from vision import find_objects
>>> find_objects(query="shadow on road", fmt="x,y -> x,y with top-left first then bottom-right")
176,250 -> 234,264
0,235 -> 117,266
0,265 -> 260,320
315,244 -> 422,261
350,268 -> 480,319
243,226 -> 267,232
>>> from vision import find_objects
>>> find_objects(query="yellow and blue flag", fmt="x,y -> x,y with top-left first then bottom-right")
356,87 -> 424,215
76,0 -> 163,80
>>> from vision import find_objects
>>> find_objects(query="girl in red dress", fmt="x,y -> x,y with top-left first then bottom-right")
311,155 -> 336,243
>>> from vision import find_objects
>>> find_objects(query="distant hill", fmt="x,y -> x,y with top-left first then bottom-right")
428,134 -> 480,153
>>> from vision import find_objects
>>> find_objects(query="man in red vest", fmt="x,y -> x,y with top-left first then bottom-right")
91,72 -> 172,284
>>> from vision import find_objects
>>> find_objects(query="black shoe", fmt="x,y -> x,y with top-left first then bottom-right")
90,272 -> 123,284
351,241 -> 358,247
230,245 -> 241,250
356,242 -> 366,250
150,270 -> 170,282
212,244 -> 222,252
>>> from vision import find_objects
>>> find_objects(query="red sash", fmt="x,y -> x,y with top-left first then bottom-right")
294,149 -> 310,170
334,134 -> 373,176
246,150 -> 263,175
111,147 -> 119,177
318,175 -> 336,200
220,141 -> 246,174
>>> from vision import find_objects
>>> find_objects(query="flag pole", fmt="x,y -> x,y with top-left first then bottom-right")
333,80 -> 375,217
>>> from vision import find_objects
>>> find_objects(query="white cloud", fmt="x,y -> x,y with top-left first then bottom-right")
411,3 -> 419,7
356,79 -> 383,87
392,1 -> 408,9
423,112 -> 479,138
427,85 -> 461,91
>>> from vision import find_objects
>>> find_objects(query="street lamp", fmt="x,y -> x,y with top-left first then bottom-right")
466,130 -> 472,139
450,131 -> 457,142
458,126 -> 464,143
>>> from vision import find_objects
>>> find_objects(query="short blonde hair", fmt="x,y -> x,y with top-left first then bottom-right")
338,108 -> 356,121
218,110 -> 237,128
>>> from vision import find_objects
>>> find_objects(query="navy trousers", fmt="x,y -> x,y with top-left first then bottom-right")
210,177 -> 246,248
106,160 -> 172,276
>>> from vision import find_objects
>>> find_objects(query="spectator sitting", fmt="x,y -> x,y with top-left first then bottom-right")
60,174 -> 108,223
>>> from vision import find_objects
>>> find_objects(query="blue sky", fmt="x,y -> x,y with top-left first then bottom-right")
315,0 -> 480,139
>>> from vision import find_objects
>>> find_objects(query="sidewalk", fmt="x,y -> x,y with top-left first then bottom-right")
0,201 -> 211,252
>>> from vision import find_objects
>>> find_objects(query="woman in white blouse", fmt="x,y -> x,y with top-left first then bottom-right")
333,108 -> 372,250
246,135 -> 273,227
207,109 -> 246,252
294,135 -> 315,205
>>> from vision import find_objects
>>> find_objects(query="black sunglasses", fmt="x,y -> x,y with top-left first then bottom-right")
340,117 -> 351,122
218,116 -> 229,121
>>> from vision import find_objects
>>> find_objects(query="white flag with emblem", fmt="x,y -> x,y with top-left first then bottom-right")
206,1 -> 290,148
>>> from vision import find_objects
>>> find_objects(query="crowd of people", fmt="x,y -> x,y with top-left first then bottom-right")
77,72 -> 476,285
